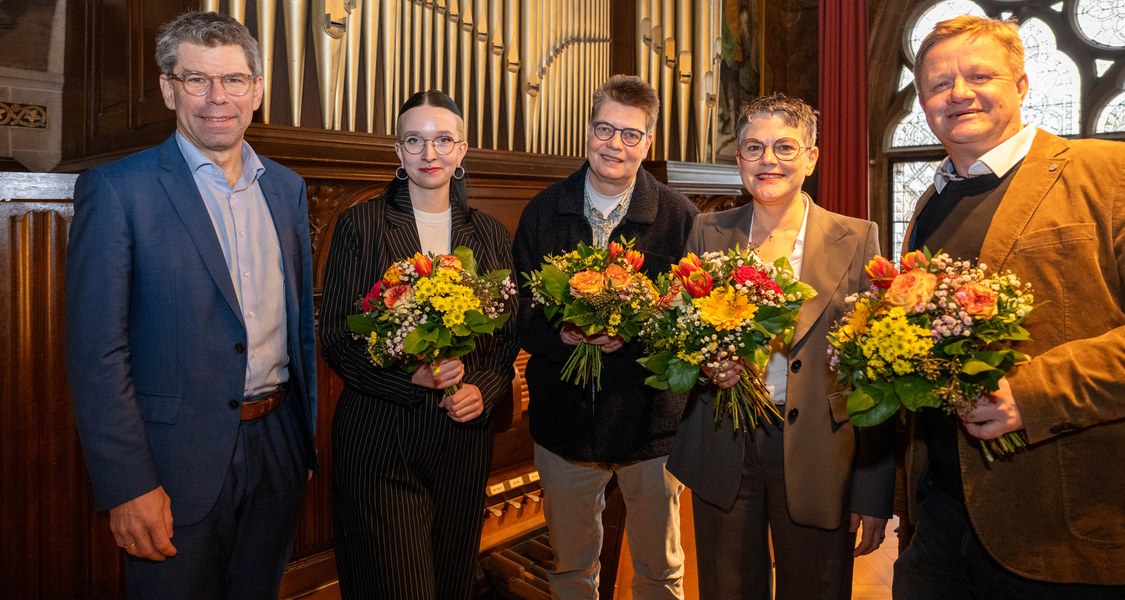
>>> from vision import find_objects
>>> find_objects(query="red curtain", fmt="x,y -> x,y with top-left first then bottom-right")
817,0 -> 868,219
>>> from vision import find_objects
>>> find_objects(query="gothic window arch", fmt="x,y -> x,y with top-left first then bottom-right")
883,0 -> 1125,253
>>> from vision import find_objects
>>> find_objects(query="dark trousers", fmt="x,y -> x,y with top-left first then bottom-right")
332,391 -> 493,600
125,395 -> 308,600
692,423 -> 855,600
894,477 -> 1125,600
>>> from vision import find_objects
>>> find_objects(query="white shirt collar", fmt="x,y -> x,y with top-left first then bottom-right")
933,124 -> 1037,193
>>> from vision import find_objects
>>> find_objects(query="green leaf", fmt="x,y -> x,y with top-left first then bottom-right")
667,360 -> 701,394
452,246 -> 477,274
961,359 -> 1000,376
644,373 -> 671,390
894,376 -> 940,410
346,314 -> 376,335
638,350 -> 673,374
848,384 -> 901,427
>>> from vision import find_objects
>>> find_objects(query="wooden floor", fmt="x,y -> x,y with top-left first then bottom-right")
851,515 -> 899,600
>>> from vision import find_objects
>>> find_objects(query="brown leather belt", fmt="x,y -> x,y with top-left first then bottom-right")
241,386 -> 287,421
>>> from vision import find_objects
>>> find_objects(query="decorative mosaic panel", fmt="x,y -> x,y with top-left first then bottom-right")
0,102 -> 47,128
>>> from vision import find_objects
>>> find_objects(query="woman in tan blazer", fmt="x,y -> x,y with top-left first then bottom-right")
666,93 -> 894,600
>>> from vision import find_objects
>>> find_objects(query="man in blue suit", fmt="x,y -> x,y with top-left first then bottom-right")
65,11 -> 317,599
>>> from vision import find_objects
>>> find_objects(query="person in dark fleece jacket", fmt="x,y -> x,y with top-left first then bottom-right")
512,74 -> 698,600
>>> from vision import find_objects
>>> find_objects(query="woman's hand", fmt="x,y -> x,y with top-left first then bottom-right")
702,358 -> 744,390
440,384 -> 484,422
411,357 -> 465,390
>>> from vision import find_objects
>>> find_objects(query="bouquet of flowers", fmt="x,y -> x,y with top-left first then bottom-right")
827,249 -> 1035,460
638,248 -> 817,431
523,238 -> 660,390
347,246 -> 516,394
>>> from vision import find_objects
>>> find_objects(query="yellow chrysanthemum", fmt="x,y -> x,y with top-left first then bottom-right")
694,285 -> 757,331
858,307 -> 933,380
414,270 -> 481,328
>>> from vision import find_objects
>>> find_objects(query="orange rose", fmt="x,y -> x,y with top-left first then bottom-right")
410,252 -> 433,277
886,270 -> 938,309
434,254 -> 463,272
865,255 -> 899,289
952,282 -> 999,318
604,264 -> 631,290
569,270 -> 606,297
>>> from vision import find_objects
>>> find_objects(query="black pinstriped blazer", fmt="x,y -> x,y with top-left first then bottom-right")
319,188 -> 519,420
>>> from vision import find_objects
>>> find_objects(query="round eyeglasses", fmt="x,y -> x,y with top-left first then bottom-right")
737,138 -> 808,162
398,134 -> 464,155
165,71 -> 256,97
589,121 -> 647,147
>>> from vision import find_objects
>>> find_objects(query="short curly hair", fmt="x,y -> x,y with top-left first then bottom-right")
735,92 -> 818,146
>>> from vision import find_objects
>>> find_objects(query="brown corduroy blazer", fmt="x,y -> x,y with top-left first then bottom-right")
903,129 -> 1125,585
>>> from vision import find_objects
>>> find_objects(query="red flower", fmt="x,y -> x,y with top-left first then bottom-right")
361,281 -> 383,312
732,265 -> 782,295
672,253 -> 714,298
410,252 -> 434,277
865,256 -> 899,289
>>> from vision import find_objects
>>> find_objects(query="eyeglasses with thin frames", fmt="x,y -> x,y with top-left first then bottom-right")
398,134 -> 465,155
165,71 -> 257,97
589,121 -> 647,147
737,137 -> 808,162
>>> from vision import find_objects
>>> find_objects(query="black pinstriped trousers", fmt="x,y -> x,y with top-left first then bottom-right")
332,387 -> 493,599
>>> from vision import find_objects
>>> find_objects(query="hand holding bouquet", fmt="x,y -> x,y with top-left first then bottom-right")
523,238 -> 659,390
347,246 -> 516,395
827,249 -> 1035,460
639,248 -> 817,431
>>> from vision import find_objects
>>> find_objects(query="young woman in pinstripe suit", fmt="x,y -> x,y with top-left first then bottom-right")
320,91 -> 520,599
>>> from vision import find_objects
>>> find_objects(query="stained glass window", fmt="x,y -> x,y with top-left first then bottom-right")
1075,0 -> 1125,48
891,160 -> 942,253
1021,18 -> 1081,135
891,103 -> 939,148
906,0 -> 986,60
1096,91 -> 1125,133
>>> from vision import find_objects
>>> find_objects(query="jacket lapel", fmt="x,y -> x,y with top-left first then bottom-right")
157,137 -> 244,326
258,172 -> 300,327
792,204 -> 853,348
980,130 -> 1068,271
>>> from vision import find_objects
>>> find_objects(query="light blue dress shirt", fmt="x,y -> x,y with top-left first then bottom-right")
175,133 -> 289,397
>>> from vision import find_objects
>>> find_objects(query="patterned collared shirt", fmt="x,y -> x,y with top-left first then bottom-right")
583,184 -> 633,247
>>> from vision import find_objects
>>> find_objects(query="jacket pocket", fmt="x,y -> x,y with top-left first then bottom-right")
1058,425 -> 1125,543
828,392 -> 850,425
1013,223 -> 1095,252
135,393 -> 181,424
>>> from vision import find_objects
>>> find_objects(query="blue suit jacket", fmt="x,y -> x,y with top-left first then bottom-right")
66,135 -> 317,525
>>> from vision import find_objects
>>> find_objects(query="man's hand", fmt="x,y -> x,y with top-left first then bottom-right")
411,357 -> 465,390
439,383 -> 485,422
962,377 -> 1024,439
109,486 -> 176,561
559,323 -> 624,353
850,512 -> 888,557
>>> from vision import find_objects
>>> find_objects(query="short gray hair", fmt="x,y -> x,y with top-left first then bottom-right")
155,11 -> 263,76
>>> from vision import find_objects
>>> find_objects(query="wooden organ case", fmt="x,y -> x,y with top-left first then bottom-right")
0,1 -> 749,598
